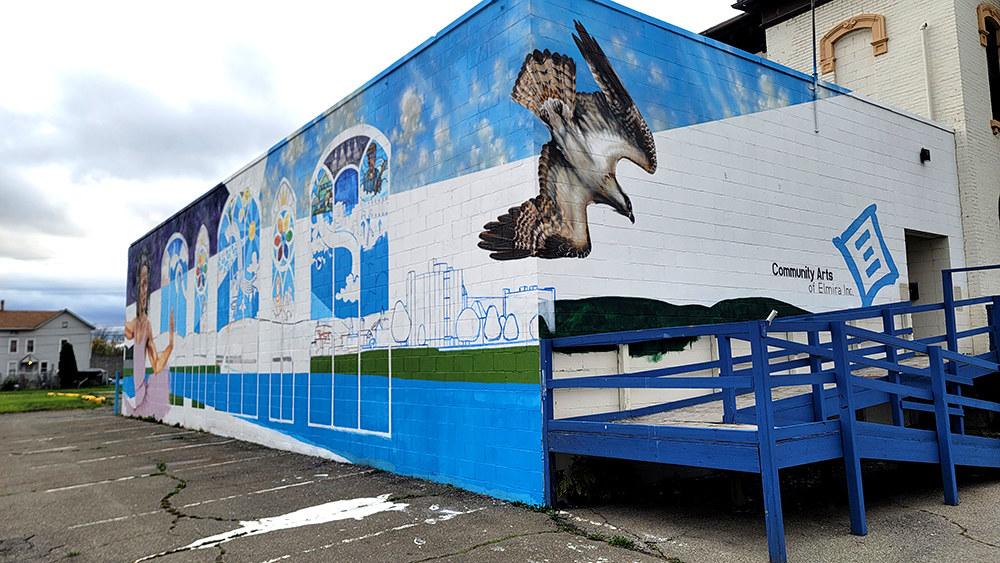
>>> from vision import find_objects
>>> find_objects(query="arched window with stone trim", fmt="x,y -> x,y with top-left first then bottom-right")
979,3 -> 1000,133
819,14 -> 888,98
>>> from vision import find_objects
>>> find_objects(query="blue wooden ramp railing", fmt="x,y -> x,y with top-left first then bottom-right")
542,266 -> 1000,563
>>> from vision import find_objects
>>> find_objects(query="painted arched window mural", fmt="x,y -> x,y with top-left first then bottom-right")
194,225 -> 210,334
160,233 -> 189,337
272,179 -> 296,322
217,188 -> 261,329
308,126 -> 391,436
310,134 -> 390,326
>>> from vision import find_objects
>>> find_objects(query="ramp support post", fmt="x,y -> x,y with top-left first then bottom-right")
831,321 -> 867,535
719,336 -> 737,424
881,309 -> 904,427
751,322 -> 786,563
929,345 -> 959,505
807,331 -> 827,421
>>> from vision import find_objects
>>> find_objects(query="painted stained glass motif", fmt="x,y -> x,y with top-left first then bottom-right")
160,233 -> 188,336
217,188 -> 261,329
272,179 -> 296,321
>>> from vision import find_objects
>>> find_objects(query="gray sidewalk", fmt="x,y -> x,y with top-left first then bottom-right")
1,409 -> 998,562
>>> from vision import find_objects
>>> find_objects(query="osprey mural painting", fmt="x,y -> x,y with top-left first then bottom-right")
478,21 -> 657,260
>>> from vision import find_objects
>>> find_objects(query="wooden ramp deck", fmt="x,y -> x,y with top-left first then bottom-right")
541,267 -> 1000,563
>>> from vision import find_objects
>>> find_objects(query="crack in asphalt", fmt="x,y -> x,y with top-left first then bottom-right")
151,461 -> 240,534
409,530 -> 560,562
556,508 -> 684,561
911,506 -> 1000,549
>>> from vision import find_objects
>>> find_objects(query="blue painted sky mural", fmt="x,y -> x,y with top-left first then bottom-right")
256,0 -> 839,209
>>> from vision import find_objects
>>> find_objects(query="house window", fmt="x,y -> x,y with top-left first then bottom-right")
62,321 -> 68,328
6,362 -> 14,376
26,339 -> 34,353
8,339 -> 16,354
41,362 -> 48,374
979,4 -> 1000,133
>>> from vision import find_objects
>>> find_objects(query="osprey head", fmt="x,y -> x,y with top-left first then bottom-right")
595,175 -> 634,224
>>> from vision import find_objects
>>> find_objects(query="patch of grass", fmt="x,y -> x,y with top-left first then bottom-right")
509,500 -> 556,516
0,386 -> 115,414
65,552 -> 81,558
607,536 -> 634,549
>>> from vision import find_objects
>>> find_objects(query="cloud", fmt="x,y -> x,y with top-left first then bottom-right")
222,44 -> 280,104
0,68 -> 296,185
0,166 -> 81,237
0,273 -> 126,326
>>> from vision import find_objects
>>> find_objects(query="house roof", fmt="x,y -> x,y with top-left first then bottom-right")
0,309 -> 95,331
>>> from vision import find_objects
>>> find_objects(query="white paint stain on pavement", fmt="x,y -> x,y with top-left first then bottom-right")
134,494 -> 407,562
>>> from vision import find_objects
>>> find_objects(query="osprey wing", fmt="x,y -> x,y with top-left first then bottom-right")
511,49 -> 577,119
572,20 -> 657,174
478,143 -> 592,260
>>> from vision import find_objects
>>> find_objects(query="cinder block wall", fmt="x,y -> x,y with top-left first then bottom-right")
123,0 -> 967,504
762,0 -> 1000,350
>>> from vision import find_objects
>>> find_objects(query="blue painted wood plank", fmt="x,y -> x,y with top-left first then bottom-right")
616,358 -> 723,378
551,322 -> 751,348
844,325 -> 930,354
773,419 -> 842,441
770,373 -> 837,387
899,400 -> 964,417
948,393 -> 1000,413
775,431 -> 844,468
560,392 -> 726,423
547,375 -> 752,390
856,435 -> 940,464
765,357 -> 814,374
952,435 -> 1000,468
939,347 -> 999,373
849,376 -> 932,401
548,419 -> 759,443
845,352 -> 931,378
764,336 -> 834,359
954,326 -> 993,340
546,430 -> 761,472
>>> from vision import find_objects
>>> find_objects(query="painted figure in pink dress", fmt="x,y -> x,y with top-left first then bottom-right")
125,247 -> 174,418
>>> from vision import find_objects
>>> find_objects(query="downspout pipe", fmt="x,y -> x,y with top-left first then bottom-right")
812,0 -> 820,133
920,22 -> 934,120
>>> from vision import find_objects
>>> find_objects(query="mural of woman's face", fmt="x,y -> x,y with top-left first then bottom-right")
139,264 -> 149,313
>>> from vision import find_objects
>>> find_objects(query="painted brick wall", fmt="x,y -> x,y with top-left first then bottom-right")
538,94 -> 964,313
762,0 -> 1000,350
123,0 -> 967,505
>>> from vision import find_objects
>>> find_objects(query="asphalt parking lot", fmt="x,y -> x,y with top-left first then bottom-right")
2,408 -> 999,562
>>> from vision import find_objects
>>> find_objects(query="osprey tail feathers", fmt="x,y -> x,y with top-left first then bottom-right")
478,193 -> 592,260
478,199 -> 541,261
511,49 -> 577,119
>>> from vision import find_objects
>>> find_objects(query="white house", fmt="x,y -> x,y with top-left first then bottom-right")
0,300 -> 95,388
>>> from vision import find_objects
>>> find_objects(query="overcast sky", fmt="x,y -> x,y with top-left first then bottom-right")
0,0 -> 742,326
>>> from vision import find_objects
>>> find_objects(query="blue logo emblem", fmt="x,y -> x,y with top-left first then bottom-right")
833,204 -> 899,307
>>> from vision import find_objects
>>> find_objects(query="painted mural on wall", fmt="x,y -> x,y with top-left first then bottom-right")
385,259 -> 556,351
122,0 -> 958,506
833,204 -> 899,307
124,247 -> 175,418
310,132 -> 390,336
217,188 -> 261,329
479,21 -> 657,260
